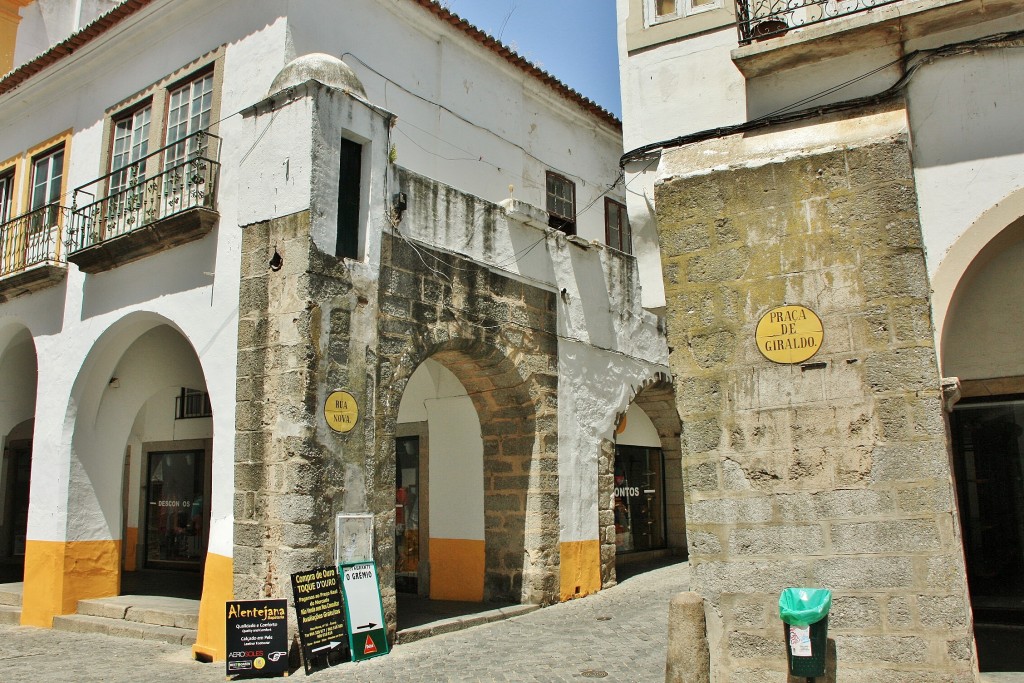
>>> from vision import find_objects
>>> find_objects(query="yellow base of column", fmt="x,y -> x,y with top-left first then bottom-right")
20,539 -> 121,627
559,540 -> 601,601
191,552 -> 233,662
429,538 -> 484,602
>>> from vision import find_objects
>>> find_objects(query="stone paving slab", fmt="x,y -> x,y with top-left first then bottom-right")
0,560 -> 690,682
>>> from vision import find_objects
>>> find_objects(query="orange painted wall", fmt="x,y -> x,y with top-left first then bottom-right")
559,539 -> 601,601
20,539 -> 120,626
192,552 -> 232,662
429,538 -> 484,602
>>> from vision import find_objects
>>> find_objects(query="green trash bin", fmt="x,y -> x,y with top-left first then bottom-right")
779,587 -> 831,678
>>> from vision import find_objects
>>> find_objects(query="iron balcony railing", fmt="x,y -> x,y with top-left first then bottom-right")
67,130 -> 221,253
0,203 -> 70,277
736,0 -> 904,44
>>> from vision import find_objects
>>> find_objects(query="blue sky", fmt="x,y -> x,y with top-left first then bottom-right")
441,0 -> 622,118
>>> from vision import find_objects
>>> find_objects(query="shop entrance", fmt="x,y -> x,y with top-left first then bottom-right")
395,436 -> 422,594
951,399 -> 1024,622
144,449 -> 207,571
0,440 -> 30,582
614,445 -> 666,554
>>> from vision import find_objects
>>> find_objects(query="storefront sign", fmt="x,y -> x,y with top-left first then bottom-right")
755,305 -> 824,364
291,566 -> 348,674
225,599 -> 289,677
340,561 -> 389,662
324,390 -> 359,433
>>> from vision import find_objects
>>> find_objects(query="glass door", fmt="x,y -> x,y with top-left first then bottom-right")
614,446 -> 666,553
395,437 -> 420,593
144,450 -> 205,570
951,400 -> 1024,618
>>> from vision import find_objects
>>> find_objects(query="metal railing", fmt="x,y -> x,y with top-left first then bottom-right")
67,130 -> 221,253
175,388 -> 212,419
0,203 -> 70,277
736,0 -> 904,44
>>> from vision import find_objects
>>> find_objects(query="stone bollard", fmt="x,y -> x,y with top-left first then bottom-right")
666,592 -> 710,683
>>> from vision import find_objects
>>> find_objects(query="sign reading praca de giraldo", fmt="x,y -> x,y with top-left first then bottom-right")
755,305 -> 824,364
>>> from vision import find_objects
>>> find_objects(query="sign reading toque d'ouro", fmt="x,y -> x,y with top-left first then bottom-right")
226,599 -> 289,678
755,304 -> 824,364
340,561 -> 390,661
291,566 -> 349,674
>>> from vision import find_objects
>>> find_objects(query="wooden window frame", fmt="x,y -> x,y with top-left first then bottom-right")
604,198 -> 631,255
546,171 -> 577,236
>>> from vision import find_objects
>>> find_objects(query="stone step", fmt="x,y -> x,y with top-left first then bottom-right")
76,596 -> 200,630
51,613 -> 196,646
0,582 -> 23,607
0,604 -> 21,625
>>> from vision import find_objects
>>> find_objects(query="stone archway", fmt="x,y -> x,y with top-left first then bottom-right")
375,233 -> 560,610
600,374 -> 684,586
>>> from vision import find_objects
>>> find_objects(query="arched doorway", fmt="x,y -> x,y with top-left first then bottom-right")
385,338 -> 555,625
942,214 -> 1024,670
608,378 -> 685,580
21,318 -> 215,627
0,327 -> 37,584
395,358 -> 485,601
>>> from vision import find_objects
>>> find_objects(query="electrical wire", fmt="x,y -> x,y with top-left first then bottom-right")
339,51 -> 615,190
619,28 -> 1024,167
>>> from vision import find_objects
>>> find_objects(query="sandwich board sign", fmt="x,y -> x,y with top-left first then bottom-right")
290,566 -> 348,674
225,599 -> 289,677
340,561 -> 389,661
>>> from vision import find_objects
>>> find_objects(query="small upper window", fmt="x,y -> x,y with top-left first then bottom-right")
164,71 -> 213,170
0,169 -> 13,224
31,145 -> 64,213
645,0 -> 720,25
546,171 -> 576,236
605,199 -> 631,255
110,103 -> 152,196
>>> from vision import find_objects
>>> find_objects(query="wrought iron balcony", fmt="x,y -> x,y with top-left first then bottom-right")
67,130 -> 221,273
0,203 -> 70,298
736,0 -> 903,44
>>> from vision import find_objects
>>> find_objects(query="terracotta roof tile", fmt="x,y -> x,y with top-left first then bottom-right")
0,0 -> 620,130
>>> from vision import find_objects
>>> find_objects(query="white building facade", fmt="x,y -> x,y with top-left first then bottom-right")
618,0 -> 1024,679
0,0 -> 679,662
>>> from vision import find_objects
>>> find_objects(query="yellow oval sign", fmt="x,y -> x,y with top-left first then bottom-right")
324,390 -> 359,433
755,305 -> 824,364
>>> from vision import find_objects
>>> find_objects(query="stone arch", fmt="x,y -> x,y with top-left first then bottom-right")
932,186 -> 1024,371
383,336 -> 556,605
939,213 -> 1024,386
599,373 -> 684,584
63,315 -> 208,547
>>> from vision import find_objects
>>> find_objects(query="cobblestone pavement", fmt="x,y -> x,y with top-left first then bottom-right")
0,560 -> 689,682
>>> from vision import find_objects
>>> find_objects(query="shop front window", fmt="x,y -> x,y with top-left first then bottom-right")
395,436 -> 420,593
614,445 -> 666,553
145,450 -> 205,569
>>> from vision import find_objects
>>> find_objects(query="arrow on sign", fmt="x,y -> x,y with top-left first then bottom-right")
357,622 -> 377,631
311,641 -> 342,653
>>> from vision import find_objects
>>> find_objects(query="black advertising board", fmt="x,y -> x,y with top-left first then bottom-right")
226,599 -> 289,678
291,566 -> 349,674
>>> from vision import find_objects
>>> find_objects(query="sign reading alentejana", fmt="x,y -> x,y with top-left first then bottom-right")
755,305 -> 824,364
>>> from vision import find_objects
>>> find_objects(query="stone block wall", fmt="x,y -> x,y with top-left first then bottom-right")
375,231 -> 560,605
656,129 -> 975,681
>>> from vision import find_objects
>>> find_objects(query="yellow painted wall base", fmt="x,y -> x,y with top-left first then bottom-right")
123,527 -> 138,572
559,539 -> 601,601
429,537 -> 484,602
21,539 -> 121,627
192,552 -> 233,662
